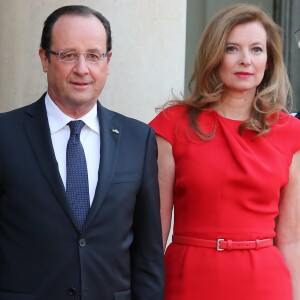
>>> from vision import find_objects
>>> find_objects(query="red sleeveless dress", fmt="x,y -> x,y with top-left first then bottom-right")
149,105 -> 300,300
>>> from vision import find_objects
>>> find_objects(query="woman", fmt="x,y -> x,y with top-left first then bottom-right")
149,4 -> 300,300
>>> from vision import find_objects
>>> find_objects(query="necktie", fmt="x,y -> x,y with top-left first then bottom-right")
66,120 -> 90,232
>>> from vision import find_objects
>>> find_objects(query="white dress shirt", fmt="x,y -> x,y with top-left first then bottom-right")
45,93 -> 100,205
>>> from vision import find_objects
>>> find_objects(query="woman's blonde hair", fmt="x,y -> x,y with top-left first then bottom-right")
173,3 -> 291,139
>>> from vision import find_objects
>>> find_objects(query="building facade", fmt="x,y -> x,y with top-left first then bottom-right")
0,0 -> 299,121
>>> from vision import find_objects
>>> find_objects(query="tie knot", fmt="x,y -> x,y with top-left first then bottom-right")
68,120 -> 85,136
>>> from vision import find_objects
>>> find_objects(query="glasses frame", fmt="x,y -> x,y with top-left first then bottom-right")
45,49 -> 109,63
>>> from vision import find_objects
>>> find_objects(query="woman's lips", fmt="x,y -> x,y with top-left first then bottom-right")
234,72 -> 253,78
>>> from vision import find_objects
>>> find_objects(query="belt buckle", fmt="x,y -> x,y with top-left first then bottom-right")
217,238 -> 225,251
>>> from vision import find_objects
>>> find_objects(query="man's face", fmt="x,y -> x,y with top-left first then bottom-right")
39,14 -> 112,118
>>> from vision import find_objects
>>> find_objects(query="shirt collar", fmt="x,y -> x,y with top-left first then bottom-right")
45,93 -> 100,135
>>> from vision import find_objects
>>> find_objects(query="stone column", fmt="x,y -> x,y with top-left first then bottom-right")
274,0 -> 300,111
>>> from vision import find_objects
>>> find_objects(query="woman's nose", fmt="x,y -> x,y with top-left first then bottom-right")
239,51 -> 251,66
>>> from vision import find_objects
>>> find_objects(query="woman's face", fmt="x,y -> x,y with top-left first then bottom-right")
218,21 -> 268,94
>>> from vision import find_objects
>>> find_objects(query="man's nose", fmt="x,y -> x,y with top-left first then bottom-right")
73,55 -> 89,75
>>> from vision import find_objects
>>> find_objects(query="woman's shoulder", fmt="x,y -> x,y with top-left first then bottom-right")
149,104 -> 188,125
149,104 -> 189,145
269,112 -> 300,152
158,104 -> 188,118
275,112 -> 300,131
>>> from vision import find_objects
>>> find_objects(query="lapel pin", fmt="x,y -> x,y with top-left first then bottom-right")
112,128 -> 120,134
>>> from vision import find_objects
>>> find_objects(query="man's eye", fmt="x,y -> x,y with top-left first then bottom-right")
62,52 -> 76,59
87,53 -> 100,60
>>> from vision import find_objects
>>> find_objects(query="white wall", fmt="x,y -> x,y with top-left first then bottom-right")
0,0 -> 186,123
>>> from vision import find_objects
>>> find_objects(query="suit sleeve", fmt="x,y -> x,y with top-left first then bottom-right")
130,126 -> 164,300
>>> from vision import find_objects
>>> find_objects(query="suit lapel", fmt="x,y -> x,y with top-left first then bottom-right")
24,97 -> 121,231
23,96 -> 77,227
84,103 -> 120,228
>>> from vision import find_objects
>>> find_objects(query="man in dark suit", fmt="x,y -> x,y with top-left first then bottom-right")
0,5 -> 164,300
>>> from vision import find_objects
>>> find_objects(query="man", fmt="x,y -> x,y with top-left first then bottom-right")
0,5 -> 164,300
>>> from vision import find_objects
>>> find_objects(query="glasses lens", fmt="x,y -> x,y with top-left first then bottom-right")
58,50 -> 106,63
86,52 -> 103,63
59,51 -> 78,62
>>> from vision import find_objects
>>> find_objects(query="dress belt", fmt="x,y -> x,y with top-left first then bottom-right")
172,235 -> 273,251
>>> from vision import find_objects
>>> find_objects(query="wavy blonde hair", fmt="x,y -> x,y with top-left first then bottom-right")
171,3 -> 291,139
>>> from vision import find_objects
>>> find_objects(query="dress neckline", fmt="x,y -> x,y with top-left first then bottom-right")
213,110 -> 246,123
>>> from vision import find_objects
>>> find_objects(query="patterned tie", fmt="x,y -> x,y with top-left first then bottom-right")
66,120 -> 90,232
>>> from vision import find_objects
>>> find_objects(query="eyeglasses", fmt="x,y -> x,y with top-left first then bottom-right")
45,49 -> 108,63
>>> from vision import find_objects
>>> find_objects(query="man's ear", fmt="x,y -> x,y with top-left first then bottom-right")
106,51 -> 112,63
39,48 -> 48,73
106,51 -> 112,75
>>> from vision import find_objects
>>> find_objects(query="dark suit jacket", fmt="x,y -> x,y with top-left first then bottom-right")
0,94 -> 164,300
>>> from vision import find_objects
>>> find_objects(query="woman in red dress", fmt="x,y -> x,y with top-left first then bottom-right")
149,4 -> 300,299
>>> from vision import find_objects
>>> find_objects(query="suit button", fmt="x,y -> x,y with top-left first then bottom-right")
67,287 -> 77,295
79,238 -> 86,247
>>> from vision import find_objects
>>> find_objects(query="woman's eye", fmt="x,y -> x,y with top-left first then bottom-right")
253,47 -> 263,53
226,46 -> 237,53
